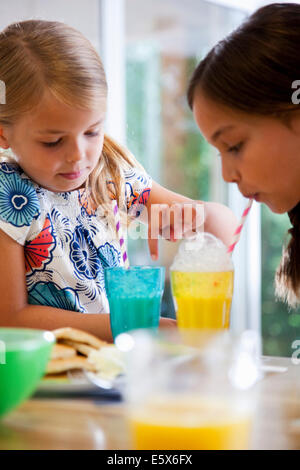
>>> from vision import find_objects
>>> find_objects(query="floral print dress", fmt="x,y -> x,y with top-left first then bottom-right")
0,162 -> 151,313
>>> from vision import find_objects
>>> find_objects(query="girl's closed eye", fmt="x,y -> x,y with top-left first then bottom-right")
227,141 -> 244,154
42,138 -> 62,148
41,131 -> 100,148
217,141 -> 244,159
85,131 -> 100,137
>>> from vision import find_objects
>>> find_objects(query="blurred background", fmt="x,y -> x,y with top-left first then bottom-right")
0,0 -> 299,356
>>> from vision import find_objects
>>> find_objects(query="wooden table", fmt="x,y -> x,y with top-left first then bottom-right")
1,356 -> 300,450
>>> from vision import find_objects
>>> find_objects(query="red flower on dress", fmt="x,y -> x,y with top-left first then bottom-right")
128,188 -> 151,208
24,216 -> 56,273
136,188 -> 151,206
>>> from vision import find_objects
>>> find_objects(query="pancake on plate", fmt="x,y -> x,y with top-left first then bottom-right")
44,327 -> 108,378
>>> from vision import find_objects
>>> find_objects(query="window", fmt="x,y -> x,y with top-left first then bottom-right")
124,0 -> 248,324
123,0 -> 300,355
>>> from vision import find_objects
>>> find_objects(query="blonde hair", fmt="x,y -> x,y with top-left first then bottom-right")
0,19 -> 144,221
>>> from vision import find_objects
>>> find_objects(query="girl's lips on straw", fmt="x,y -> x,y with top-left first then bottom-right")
244,193 -> 260,201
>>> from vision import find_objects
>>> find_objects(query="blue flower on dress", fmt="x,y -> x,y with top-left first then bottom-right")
75,277 -> 104,300
73,244 -> 119,300
35,187 -> 47,198
50,208 -> 73,250
60,192 -> 71,201
28,281 -> 85,312
0,171 -> 40,227
125,180 -> 135,200
77,210 -> 98,237
0,162 -> 20,174
137,173 -> 149,185
98,242 -> 120,268
123,168 -> 136,180
70,226 -> 102,280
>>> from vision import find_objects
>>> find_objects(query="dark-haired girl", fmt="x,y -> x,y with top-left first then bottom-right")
188,3 -> 300,308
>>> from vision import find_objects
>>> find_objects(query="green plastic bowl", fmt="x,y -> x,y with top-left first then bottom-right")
0,328 -> 55,417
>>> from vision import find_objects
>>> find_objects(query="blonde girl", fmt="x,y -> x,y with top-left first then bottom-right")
0,20 -> 237,341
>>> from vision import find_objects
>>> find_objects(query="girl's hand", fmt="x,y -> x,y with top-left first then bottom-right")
159,317 -> 177,329
147,201 -> 204,260
145,180 -> 238,260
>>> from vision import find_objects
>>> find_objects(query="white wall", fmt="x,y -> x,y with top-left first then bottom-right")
0,0 -> 101,50
206,0 -> 300,13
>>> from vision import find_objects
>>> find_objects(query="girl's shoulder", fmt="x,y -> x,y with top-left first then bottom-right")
0,161 -> 36,188
123,166 -> 152,186
0,161 -> 40,210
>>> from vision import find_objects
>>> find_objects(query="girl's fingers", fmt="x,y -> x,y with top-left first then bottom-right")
147,203 -> 204,254
148,223 -> 159,260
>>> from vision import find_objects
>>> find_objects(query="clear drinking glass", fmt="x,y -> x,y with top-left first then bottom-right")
117,328 -> 261,450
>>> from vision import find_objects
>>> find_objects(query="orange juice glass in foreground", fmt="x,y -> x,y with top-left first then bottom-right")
170,233 -> 234,330
129,395 -> 251,450
119,329 -> 260,450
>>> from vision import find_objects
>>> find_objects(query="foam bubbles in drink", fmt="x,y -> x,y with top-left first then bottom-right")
171,233 -> 233,272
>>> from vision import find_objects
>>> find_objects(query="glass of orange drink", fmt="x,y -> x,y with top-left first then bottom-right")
170,233 -> 234,330
116,328 -> 261,450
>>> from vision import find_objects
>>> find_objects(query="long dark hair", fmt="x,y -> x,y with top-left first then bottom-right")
187,3 -> 300,307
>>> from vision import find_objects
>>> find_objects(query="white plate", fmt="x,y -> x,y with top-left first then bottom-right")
36,370 -> 122,396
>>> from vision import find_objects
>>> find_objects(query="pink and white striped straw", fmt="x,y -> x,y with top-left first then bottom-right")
227,198 -> 253,255
112,199 -> 130,269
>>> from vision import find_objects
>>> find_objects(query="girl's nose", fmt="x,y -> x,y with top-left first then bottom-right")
221,158 -> 240,184
66,141 -> 84,163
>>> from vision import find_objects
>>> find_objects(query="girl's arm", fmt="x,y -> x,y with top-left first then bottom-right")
0,229 -> 175,338
204,201 -> 239,247
0,229 -> 114,341
146,180 -> 238,259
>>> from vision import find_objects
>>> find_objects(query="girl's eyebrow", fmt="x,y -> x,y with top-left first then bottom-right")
36,119 -> 103,134
211,125 -> 235,143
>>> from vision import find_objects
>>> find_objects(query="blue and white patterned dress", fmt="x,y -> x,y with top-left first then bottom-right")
0,162 -> 152,313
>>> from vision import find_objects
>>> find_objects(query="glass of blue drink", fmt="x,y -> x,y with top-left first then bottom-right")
104,266 -> 165,340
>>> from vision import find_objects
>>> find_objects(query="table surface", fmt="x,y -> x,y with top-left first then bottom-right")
1,356 -> 300,450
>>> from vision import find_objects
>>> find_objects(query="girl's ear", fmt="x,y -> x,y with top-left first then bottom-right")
0,126 -> 10,149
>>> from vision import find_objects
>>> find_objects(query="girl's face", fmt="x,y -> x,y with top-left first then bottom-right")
0,91 -> 106,192
193,91 -> 300,214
